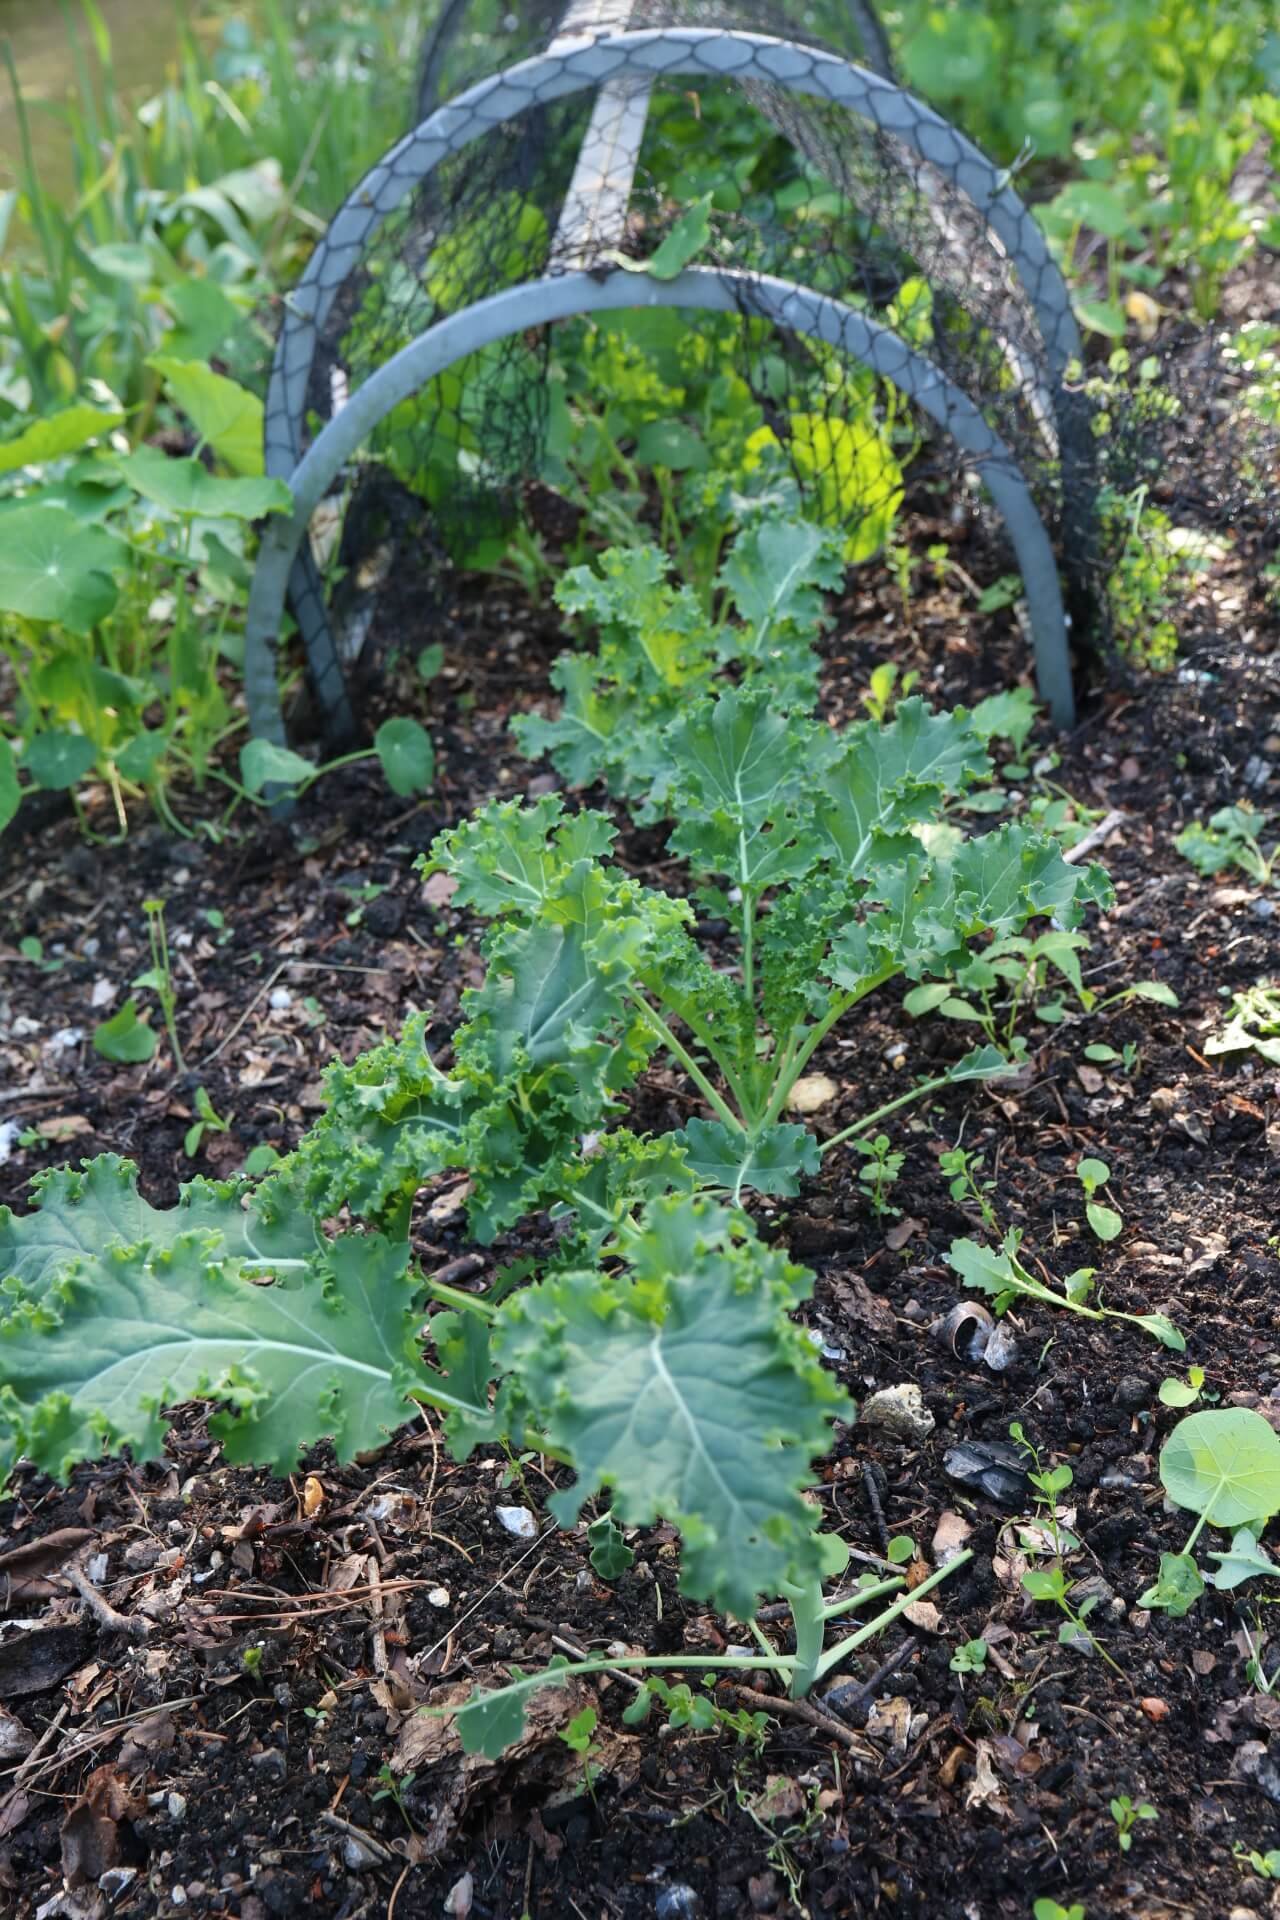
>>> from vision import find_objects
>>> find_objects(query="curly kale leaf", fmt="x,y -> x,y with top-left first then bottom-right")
496,1195 -> 848,1619
672,1117 -> 820,1200
421,794 -> 616,918
0,1166 -> 490,1483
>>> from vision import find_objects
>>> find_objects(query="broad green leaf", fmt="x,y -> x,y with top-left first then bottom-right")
1207,1527 -> 1280,1591
498,1196 -> 849,1619
0,737 -> 18,833
1159,1409 -> 1280,1529
1086,1201 -> 1123,1242
0,506 -> 123,634
453,1663 -> 571,1759
632,419 -> 708,471
23,731 -> 97,791
374,716 -> 434,797
718,517 -> 842,650
160,279 -> 241,361
92,1000 -> 158,1063
1130,1312 -> 1186,1351
946,823 -> 1114,935
116,446 -> 291,520
818,698 -> 989,874
1125,980 -> 1179,1007
673,1118 -> 820,1199
0,405 -> 123,475
969,687 -> 1038,751
149,355 -> 264,475
239,737 -> 315,795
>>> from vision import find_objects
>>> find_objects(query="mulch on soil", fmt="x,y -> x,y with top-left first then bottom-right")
2,500 -> 1280,1920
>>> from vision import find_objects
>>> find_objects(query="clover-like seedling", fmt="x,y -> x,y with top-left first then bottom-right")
1109,1794 -> 1157,1852
1076,1157 -> 1122,1242
949,1637 -> 988,1677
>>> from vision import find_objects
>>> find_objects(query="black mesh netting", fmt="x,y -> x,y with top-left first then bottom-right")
270,0 -> 1279,734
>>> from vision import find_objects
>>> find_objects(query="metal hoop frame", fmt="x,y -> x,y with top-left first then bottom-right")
247,265 -> 1074,744
256,29 -> 1085,745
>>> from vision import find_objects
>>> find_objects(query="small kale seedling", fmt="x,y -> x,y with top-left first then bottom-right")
1176,802 -> 1276,887
1033,1896 -> 1086,1920
947,1233 -> 1183,1349
1109,1794 -> 1157,1853
1076,1156 -> 1122,1242
1235,1843 -> 1280,1879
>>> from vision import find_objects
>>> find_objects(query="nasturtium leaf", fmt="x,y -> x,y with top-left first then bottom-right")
116,446 -> 291,521
374,716 -> 435,797
114,730 -> 170,783
0,506 -> 122,634
239,737 -> 315,795
23,731 -> 98,791
149,355 -> 264,475
0,405 -> 124,475
497,1196 -> 849,1620
673,1117 -> 820,1199
0,737 -> 18,834
1206,1527 -> 1280,1592
92,1000 -> 158,1064
1159,1409 -> 1280,1529
159,278 -> 241,361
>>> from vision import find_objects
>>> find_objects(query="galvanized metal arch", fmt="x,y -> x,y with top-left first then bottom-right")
246,266 -> 1074,764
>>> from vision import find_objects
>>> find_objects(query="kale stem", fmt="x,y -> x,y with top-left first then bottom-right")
820,1068 -> 954,1154
628,994 -> 743,1133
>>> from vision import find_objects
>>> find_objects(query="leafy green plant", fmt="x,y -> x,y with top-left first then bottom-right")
949,1637 -> 988,1677
947,1233 -> 1183,1349
1140,1409 -> 1280,1617
0,1156 -> 970,1756
586,1511 -> 634,1580
133,897 -> 184,1073
1205,983 -> 1280,1067
623,1674 -> 768,1749
1032,1902 -> 1085,1920
184,1087 -> 233,1159
1176,804 -> 1277,887
1076,1157 -> 1122,1242
92,999 -> 158,1065
417,696 -> 1109,1215
1235,1844 -> 1280,1880
1109,1794 -> 1157,1853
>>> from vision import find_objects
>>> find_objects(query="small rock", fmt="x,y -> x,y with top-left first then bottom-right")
166,1792 -> 186,1821
1253,898 -> 1276,920
90,980 -> 116,1009
1233,1739 -> 1280,1803
786,1073 -> 839,1114
860,1383 -> 934,1443
443,1872 -> 474,1917
427,1587 -> 451,1608
250,1750 -> 287,1781
654,1886 -> 702,1919
342,1837 -> 382,1872
98,1869 -> 137,1897
1113,1375 -> 1152,1414
171,1890 -> 187,1909
495,1506 -> 537,1539
268,987 -> 294,1011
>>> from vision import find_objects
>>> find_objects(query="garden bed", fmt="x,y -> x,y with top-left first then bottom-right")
2,516 -> 1279,1920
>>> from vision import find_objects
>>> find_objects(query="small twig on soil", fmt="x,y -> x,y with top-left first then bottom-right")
200,957 -> 393,1066
9,1707 -> 69,1788
861,1462 -> 890,1556
368,1554 -> 389,1676
550,1632 -> 644,1694
66,1557 -> 149,1641
1062,808 -> 1125,865
821,1638 -> 916,1724
723,1683 -> 870,1754
319,1809 -> 398,1865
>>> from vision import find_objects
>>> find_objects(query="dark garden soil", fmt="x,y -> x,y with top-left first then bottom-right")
2,503 -> 1280,1920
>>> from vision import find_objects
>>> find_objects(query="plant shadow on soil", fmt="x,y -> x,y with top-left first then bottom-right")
2,483 -> 1280,1920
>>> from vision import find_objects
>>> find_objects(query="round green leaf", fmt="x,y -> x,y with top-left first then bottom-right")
375,717 -> 435,797
0,505 -> 122,634
239,737 -> 315,796
1077,1157 -> 1110,1187
1160,1409 -> 1280,1529
1086,1201 -> 1123,1242
23,731 -> 98,791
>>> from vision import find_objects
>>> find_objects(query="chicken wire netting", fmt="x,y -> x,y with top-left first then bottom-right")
260,1 -> 1278,740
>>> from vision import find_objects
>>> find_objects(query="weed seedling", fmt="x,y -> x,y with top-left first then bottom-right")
1012,1423 -> 1124,1676
1109,1794 -> 1157,1852
939,1143 -> 998,1231
183,1088 -> 232,1159
371,1764 -> 418,1833
1235,1843 -> 1280,1879
1076,1157 -> 1122,1242
1033,1901 -> 1086,1920
623,1675 -> 767,1750
949,1637 -> 988,1678
1157,1366 -> 1205,1409
948,1233 -> 1183,1349
854,1133 -> 904,1218
1176,803 -> 1276,887
133,897 -> 185,1073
